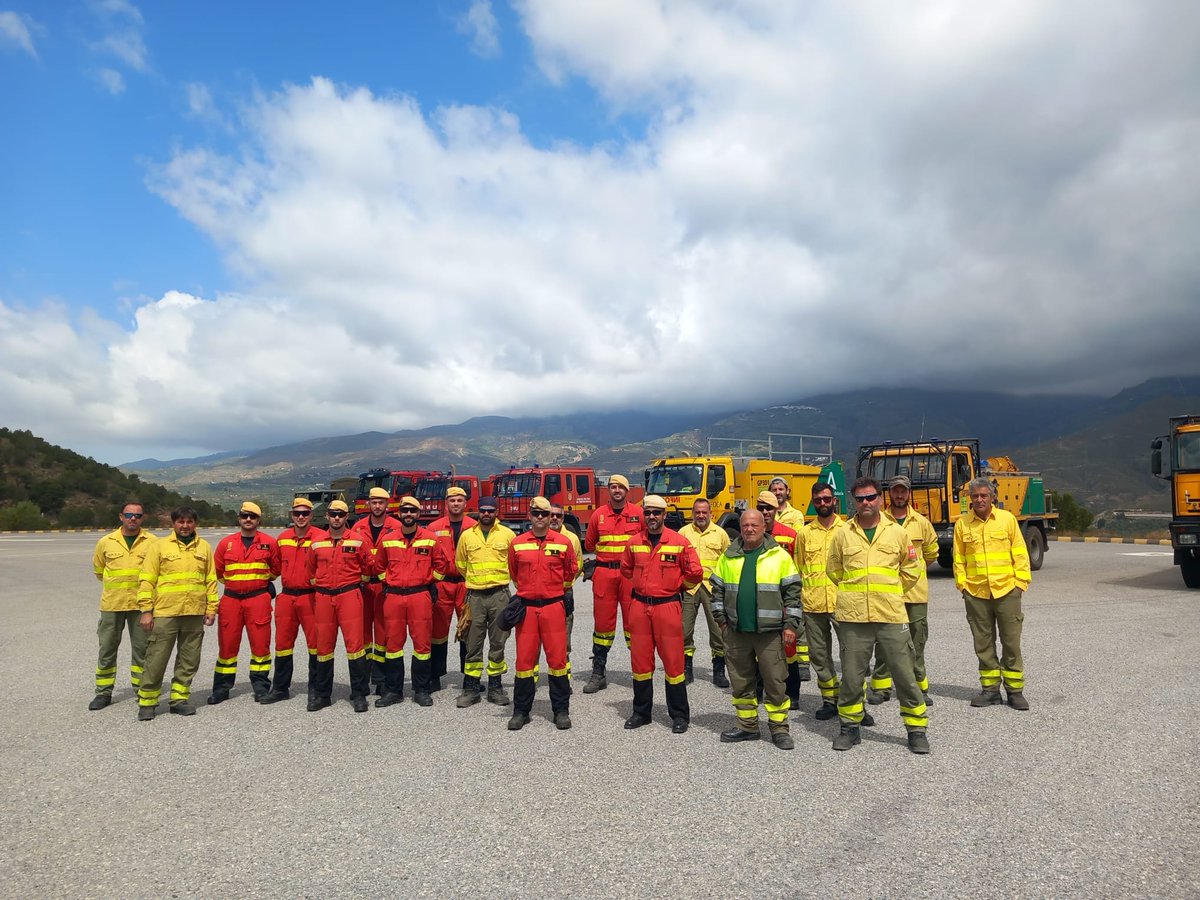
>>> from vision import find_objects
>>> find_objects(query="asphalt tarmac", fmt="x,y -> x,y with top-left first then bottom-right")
0,533 -> 1196,898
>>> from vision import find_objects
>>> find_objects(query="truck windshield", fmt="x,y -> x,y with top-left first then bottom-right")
645,464 -> 704,495
864,454 -> 945,486
1177,431 -> 1200,470
415,479 -> 450,499
357,474 -> 387,498
494,474 -> 541,497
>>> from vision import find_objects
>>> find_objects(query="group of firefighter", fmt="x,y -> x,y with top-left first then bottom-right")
90,470 -> 1031,753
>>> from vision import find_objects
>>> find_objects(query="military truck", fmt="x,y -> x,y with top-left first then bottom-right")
856,439 -> 1057,571
1151,415 -> 1200,588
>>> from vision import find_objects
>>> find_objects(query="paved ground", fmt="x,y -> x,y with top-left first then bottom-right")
0,533 -> 1197,898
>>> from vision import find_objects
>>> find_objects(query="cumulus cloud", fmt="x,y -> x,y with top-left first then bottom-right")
3,0 -> 1199,459
0,10 -> 37,58
458,0 -> 501,58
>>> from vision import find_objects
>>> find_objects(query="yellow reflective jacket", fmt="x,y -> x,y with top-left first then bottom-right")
679,521 -> 731,594
92,528 -> 157,612
709,538 -> 802,633
795,516 -> 846,614
884,508 -> 939,605
557,528 -> 584,583
775,503 -> 805,531
455,523 -> 516,590
827,517 -> 920,623
953,506 -> 1030,598
138,532 -> 218,617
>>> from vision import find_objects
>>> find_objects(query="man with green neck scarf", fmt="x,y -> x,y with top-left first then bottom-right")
827,477 -> 927,754
88,501 -> 155,710
709,509 -> 803,750
135,507 -> 218,721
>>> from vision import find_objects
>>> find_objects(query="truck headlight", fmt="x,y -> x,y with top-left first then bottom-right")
1180,534 -> 1199,545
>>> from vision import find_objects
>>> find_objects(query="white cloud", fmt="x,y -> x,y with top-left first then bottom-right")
96,66 -> 124,94
88,0 -> 148,82
3,0 -> 1199,460
0,10 -> 37,58
458,0 -> 500,58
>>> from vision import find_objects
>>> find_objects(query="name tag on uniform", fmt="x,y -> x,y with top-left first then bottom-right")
546,547 -> 562,556
257,544 -> 271,551
342,546 -> 357,554
630,516 -> 641,523
417,547 -> 431,555
663,553 -> 677,563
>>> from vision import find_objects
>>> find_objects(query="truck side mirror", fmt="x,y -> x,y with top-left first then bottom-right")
1150,439 -> 1164,478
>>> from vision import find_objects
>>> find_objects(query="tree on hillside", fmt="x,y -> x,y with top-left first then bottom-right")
1051,491 -> 1094,533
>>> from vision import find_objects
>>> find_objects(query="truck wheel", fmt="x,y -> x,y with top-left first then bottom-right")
1182,552 -> 1200,589
1024,525 -> 1045,572
937,546 -> 954,570
564,520 -> 582,543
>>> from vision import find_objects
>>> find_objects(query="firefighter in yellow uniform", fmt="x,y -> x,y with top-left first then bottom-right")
88,502 -> 156,710
135,506 -> 218,720
867,475 -> 940,706
455,496 -> 516,707
954,476 -> 1031,710
795,482 -> 845,719
827,477 -> 927,754
678,498 -> 731,687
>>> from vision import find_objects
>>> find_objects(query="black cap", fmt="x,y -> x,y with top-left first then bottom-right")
478,496 -> 499,510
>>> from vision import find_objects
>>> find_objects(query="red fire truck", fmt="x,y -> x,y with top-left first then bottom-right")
352,468 -> 431,518
490,465 -> 645,537
412,472 -> 494,525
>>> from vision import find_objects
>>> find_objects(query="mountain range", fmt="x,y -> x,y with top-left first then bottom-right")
122,377 -> 1200,517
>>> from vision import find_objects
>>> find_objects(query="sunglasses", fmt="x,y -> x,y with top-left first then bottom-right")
328,511 -> 348,518
644,509 -> 665,516
756,505 -> 775,513
853,493 -> 880,503
239,513 -> 260,520
291,510 -> 311,517
122,512 -> 144,520
530,510 -> 550,518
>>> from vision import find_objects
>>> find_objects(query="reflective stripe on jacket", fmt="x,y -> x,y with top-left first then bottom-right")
308,535 -> 377,589
795,517 -> 845,614
455,523 -> 516,590
678,522 -> 731,594
585,503 -> 645,564
709,538 -> 802,633
884,508 -> 939,605
827,518 -> 921,623
953,507 -> 1030,598
508,531 -> 578,598
620,528 -> 704,597
277,526 -> 329,591
214,531 -> 281,594
93,528 -> 156,611
138,533 -> 218,617
429,515 -> 477,578
379,524 -> 443,589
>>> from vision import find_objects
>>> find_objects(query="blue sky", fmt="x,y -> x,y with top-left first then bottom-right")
1,1 -> 1198,465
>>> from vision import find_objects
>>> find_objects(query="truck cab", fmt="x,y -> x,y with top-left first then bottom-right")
413,473 -> 491,525
353,468 -> 428,519
1151,415 -> 1200,588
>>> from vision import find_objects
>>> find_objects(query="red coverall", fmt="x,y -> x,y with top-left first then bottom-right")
307,532 -> 378,702
212,530 -> 281,699
584,502 -> 644,667
621,528 -> 702,724
272,525 -> 328,695
508,531 -> 578,717
428,513 -> 476,681
351,514 -> 400,690
377,523 -> 447,698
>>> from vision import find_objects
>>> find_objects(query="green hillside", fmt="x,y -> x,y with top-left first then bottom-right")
0,428 -> 235,530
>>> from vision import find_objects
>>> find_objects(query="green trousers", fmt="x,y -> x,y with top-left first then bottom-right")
836,621 -> 927,731
963,589 -> 1025,691
723,629 -> 789,734
138,615 -> 205,708
463,586 -> 512,679
803,611 -> 840,702
682,584 -> 724,659
95,610 -> 148,696
869,602 -> 929,692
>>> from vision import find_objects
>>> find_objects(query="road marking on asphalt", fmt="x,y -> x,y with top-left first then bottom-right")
0,538 -> 54,542
1121,551 -> 1173,557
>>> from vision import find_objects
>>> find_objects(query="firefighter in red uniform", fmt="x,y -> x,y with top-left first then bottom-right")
376,496 -> 445,707
620,494 -> 703,733
428,485 -> 476,690
507,496 -> 578,731
208,501 -> 281,705
262,497 -> 327,704
307,499 -> 377,712
582,474 -> 643,693
757,490 -> 807,707
352,486 -> 400,695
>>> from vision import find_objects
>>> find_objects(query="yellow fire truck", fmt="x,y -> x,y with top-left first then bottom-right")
1151,415 -> 1200,588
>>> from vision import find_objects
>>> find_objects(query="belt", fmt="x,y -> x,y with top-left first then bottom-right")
596,561 -> 622,570
384,584 -> 432,596
222,588 -> 270,600
441,575 -> 465,584
518,595 -> 564,608
467,584 -> 510,593
315,584 -> 360,596
280,587 -> 313,597
633,591 -> 682,606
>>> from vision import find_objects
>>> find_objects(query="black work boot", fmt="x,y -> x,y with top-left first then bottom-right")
785,662 -> 801,707
1006,690 -> 1030,711
832,724 -> 861,751
684,657 -> 694,685
814,701 -> 838,720
711,656 -> 730,689
971,688 -> 1003,707
262,653 -> 293,704
88,694 -> 111,711
582,650 -> 608,694
413,658 -> 433,707
625,679 -> 653,729
456,675 -> 481,707
907,730 -> 931,754
486,675 -> 510,706
207,670 -> 233,705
